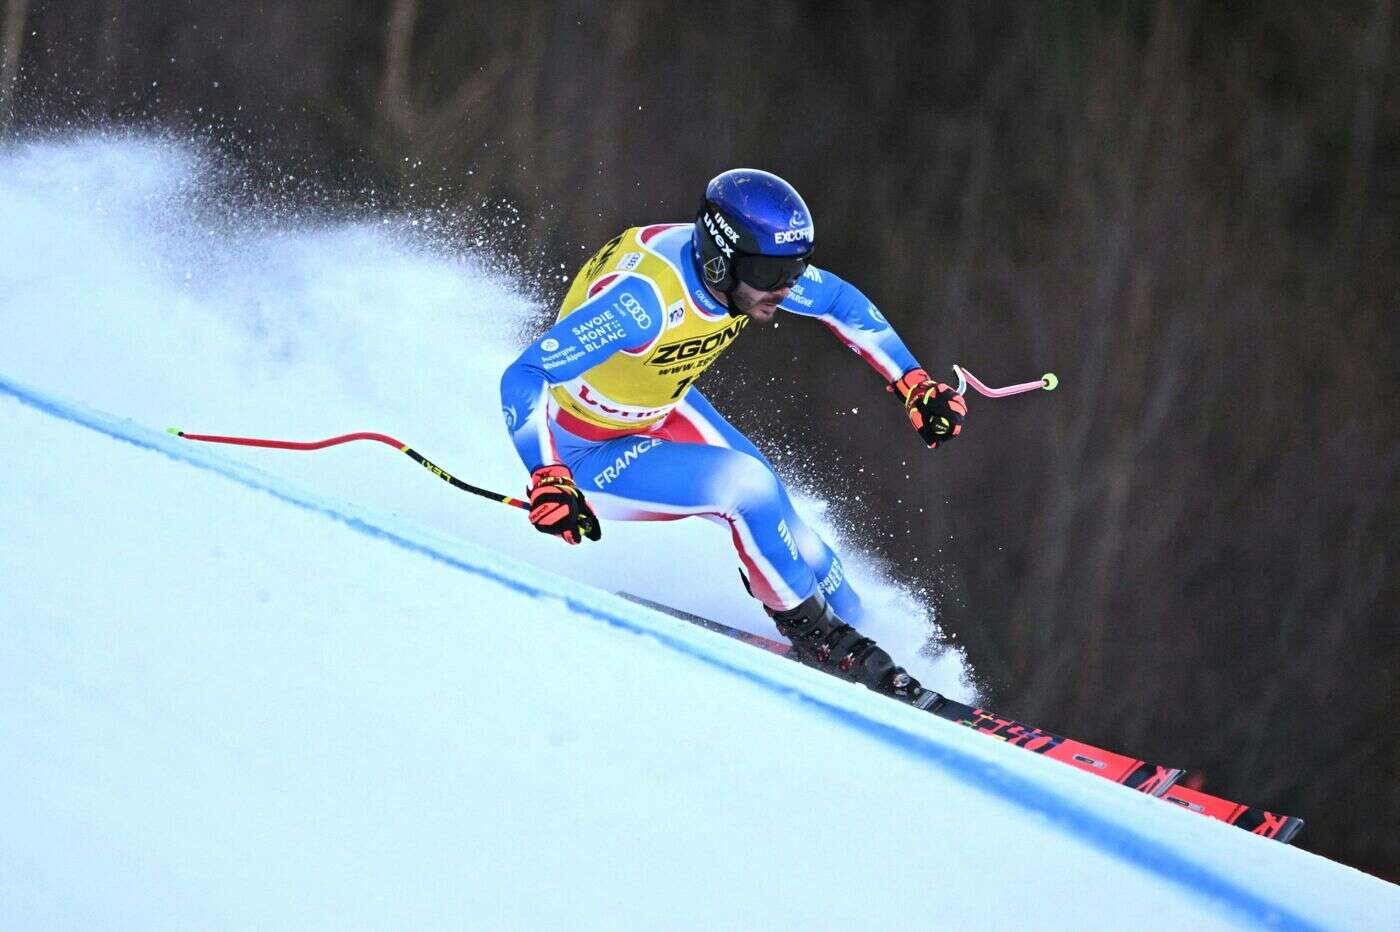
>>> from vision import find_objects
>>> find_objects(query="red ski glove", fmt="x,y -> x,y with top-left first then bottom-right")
527,464 -> 601,545
890,368 -> 967,449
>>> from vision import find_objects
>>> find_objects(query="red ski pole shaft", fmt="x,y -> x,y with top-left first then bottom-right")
168,428 -> 528,510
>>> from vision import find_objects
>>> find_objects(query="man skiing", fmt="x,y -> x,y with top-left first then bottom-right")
500,169 -> 967,707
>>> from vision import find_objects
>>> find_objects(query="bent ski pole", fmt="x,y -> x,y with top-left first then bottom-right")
167,428 -> 528,510
167,368 -> 1054,506
952,365 -> 1059,399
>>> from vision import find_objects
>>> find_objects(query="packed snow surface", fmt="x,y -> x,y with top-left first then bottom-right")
3,136 -> 1397,929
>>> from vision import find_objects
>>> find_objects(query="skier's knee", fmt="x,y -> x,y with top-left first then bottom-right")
718,453 -> 784,512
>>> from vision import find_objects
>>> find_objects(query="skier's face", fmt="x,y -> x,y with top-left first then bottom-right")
731,281 -> 790,324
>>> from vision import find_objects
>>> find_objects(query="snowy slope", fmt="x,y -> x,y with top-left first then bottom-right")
0,133 -> 971,697
6,376 -> 1400,931
3,136 -> 1398,930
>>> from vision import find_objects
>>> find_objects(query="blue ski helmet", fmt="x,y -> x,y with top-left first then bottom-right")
693,169 -> 814,293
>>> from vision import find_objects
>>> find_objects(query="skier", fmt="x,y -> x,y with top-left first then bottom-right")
499,169 -> 967,707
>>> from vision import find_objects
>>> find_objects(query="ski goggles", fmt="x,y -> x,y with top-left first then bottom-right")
732,252 -> 809,291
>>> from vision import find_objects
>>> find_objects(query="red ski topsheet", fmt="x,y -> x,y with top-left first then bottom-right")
617,592 -> 1301,842
939,705 -> 1182,797
1160,785 -> 1305,843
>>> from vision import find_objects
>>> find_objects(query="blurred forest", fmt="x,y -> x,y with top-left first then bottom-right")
4,0 -> 1396,875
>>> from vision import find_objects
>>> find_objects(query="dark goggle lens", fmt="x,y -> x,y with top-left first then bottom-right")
734,253 -> 808,291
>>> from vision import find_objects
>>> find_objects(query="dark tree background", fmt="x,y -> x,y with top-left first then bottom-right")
5,0 -> 1396,876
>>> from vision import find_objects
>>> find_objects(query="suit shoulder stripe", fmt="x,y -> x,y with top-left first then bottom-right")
588,273 -> 621,298
640,222 -> 688,245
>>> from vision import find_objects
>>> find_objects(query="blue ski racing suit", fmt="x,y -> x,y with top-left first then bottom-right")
500,222 -> 928,624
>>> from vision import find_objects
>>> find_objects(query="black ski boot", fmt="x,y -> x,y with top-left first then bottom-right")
769,593 -> 941,711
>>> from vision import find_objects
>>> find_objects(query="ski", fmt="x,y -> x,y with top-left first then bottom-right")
619,592 -> 1304,843
918,694 -> 1183,797
617,594 -> 1180,794
1159,784 -> 1306,844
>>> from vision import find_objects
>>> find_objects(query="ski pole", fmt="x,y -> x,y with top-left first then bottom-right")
167,428 -> 529,510
952,365 -> 1059,399
168,367 -> 1054,506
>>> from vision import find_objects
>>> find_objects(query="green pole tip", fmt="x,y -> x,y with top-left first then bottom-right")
1042,373 -> 1059,391
167,427 -> 182,435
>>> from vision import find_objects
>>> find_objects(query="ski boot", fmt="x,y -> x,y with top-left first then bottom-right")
769,593 -> 941,711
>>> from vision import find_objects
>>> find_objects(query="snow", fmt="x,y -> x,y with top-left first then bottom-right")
2,136 -> 1398,930
0,132 -> 969,697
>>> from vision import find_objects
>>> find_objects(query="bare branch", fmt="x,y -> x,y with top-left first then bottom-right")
0,0 -> 30,130
375,0 -> 419,145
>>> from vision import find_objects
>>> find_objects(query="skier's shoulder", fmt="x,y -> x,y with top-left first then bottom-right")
782,262 -> 849,313
797,262 -> 849,293
577,223 -> 689,286
630,222 -> 694,278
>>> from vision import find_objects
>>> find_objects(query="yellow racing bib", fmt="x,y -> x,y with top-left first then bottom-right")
550,224 -> 747,433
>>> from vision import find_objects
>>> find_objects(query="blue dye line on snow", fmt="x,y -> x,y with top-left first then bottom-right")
0,373 -> 1314,932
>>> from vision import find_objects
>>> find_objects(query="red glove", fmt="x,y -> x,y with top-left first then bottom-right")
527,464 -> 601,545
890,368 -> 967,449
